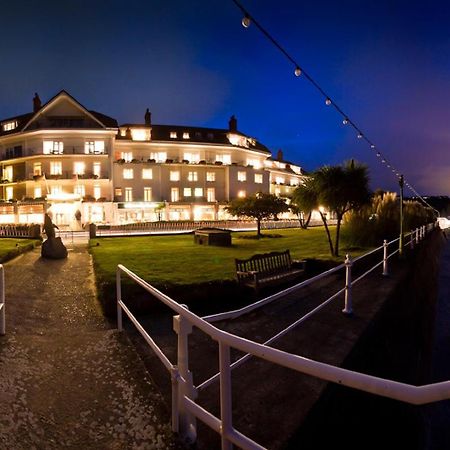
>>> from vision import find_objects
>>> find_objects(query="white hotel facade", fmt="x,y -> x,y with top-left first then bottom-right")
0,91 -> 306,228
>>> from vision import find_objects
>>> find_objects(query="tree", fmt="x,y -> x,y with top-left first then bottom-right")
225,193 -> 289,238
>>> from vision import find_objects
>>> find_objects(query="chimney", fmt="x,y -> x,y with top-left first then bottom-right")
33,93 -> 41,112
228,115 -> 237,132
144,108 -> 151,126
126,127 -> 132,139
276,149 -> 284,161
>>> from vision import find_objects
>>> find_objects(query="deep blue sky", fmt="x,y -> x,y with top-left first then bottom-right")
1,0 -> 449,195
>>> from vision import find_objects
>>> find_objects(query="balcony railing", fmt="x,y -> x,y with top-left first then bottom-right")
1,146 -> 109,160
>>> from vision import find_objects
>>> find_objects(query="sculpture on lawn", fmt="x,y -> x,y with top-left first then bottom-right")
41,213 -> 68,259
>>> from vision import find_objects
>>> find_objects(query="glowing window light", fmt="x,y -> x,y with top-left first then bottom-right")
183,132 -> 190,139
131,129 -> 150,141
184,188 -> 192,197
120,152 -> 133,162
237,171 -> 246,182
33,162 -> 42,176
194,187 -> 203,197
50,161 -> 62,175
124,187 -> 133,202
188,171 -> 198,182
123,168 -> 134,179
2,120 -> 17,131
73,162 -> 85,175
170,131 -> 177,139
93,185 -> 101,200
144,187 -> 152,202
275,176 -> 285,184
216,154 -> 231,165
170,171 -> 180,181
254,174 -> 263,184
184,152 -> 200,163
43,141 -> 64,154
5,186 -> 13,200
142,168 -> 153,179
171,187 -> 179,202
206,172 -> 216,182
3,165 -> 13,181
93,162 -> 101,178
74,184 -> 85,197
207,187 -> 215,202
34,187 -> 42,198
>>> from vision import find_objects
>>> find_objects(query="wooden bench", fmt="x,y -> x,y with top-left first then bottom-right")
235,250 -> 306,292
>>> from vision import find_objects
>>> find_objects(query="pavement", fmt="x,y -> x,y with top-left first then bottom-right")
0,244 -> 176,450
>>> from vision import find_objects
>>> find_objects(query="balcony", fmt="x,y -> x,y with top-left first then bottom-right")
1,146 -> 109,160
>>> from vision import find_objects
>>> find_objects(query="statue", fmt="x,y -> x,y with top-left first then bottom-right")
145,108 -> 151,125
33,93 -> 41,112
229,115 -> 237,132
41,213 -> 68,259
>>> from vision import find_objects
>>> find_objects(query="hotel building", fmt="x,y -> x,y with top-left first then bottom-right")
0,91 -> 306,227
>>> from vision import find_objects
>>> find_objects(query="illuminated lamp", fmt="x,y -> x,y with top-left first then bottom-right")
242,14 -> 251,28
325,98 -> 332,106
371,144 -> 375,149
294,66 -> 302,77
357,133 -> 363,139
342,118 -> 349,125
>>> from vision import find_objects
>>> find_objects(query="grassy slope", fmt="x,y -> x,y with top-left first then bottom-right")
0,239 -> 40,263
90,227 -> 370,287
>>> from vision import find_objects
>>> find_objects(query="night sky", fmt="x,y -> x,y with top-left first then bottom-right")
1,0 -> 449,195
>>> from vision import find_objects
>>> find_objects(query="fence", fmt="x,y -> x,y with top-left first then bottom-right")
94,219 -> 329,237
0,224 -> 41,238
0,265 -> 5,335
116,222 -> 447,450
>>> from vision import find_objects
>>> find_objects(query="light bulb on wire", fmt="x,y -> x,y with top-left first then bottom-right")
357,133 -> 363,139
342,118 -> 349,125
242,14 -> 251,28
325,98 -> 332,106
294,66 -> 302,77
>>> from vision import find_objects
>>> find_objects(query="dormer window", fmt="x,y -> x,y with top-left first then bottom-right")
183,132 -> 190,139
2,121 -> 17,132
170,131 -> 177,139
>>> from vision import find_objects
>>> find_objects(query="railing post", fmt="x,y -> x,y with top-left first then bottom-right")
342,254 -> 353,316
219,342 -> 233,450
415,228 -> 419,244
410,231 -> 414,250
0,265 -> 5,336
382,240 -> 389,277
173,312 -> 197,443
116,266 -> 123,331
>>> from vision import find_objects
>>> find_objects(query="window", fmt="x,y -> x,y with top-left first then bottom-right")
254,173 -> 263,184
144,187 -> 152,202
43,141 -> 64,154
171,187 -> 179,202
188,171 -> 198,182
34,187 -> 42,198
51,185 -> 62,196
275,176 -> 285,184
142,168 -> 153,179
131,129 -> 150,141
290,178 -> 298,186
5,186 -> 13,200
183,152 -> 200,163
74,184 -> 86,197
85,140 -> 105,154
183,188 -> 192,197
237,171 -> 246,182
73,162 -> 85,175
274,187 -> 281,196
50,161 -> 62,175
114,188 -> 122,197
238,190 -> 246,198
3,165 -> 13,181
123,168 -> 134,179
120,152 -> 133,162
125,187 -> 133,202
149,152 -> 167,162
206,171 -> 216,182
2,121 -> 17,132
170,170 -> 180,181
93,162 -> 101,178
216,154 -> 231,165
182,132 -> 190,139
94,185 -> 101,200
247,158 -> 261,169
207,188 -> 215,202
170,131 -> 177,139
33,162 -> 42,176
194,187 -> 203,197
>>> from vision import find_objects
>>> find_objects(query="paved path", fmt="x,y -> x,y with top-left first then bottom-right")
0,245 -> 176,449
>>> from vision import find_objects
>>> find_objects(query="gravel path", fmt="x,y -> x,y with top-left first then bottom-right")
0,245 -> 176,450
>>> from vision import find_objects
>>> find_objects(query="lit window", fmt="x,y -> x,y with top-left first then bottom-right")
33,162 -> 42,176
188,171 -> 198,182
85,141 -> 95,154
183,188 -> 192,197
120,152 -> 133,162
194,188 -> 203,197
2,121 -> 17,132
34,187 -> 42,198
5,186 -> 13,200
183,152 -> 200,163
131,129 -> 150,141
93,162 -> 101,178
73,162 -> 85,175
142,168 -> 153,179
144,187 -> 152,202
51,185 -> 62,195
275,176 -> 285,184
125,187 -> 133,202
149,152 -> 167,162
74,184 -> 86,197
274,187 -> 281,196
115,188 -> 122,197
247,158 -> 261,169
170,131 -> 177,139
3,165 -> 13,181
50,161 -> 62,175
84,140 -> 106,154
238,190 -> 246,198
254,174 -> 263,184
237,171 -> 246,182
170,170 -> 180,181
207,188 -> 215,202
206,172 -> 216,182
216,154 -> 231,165
182,132 -> 190,139
290,178 -> 298,186
44,141 -> 64,154
123,168 -> 134,179
171,187 -> 179,202
94,185 -> 101,200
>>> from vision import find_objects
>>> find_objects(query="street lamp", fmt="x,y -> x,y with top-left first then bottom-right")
399,175 -> 404,257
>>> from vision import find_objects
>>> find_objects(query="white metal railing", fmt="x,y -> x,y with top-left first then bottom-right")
0,265 -> 5,335
116,222 -> 446,450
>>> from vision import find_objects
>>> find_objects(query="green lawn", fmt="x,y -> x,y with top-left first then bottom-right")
90,227 -> 370,287
0,239 -> 41,263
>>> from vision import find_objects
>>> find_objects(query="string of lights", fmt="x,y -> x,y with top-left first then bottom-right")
231,0 -> 438,214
